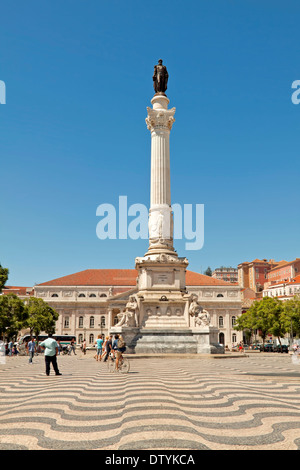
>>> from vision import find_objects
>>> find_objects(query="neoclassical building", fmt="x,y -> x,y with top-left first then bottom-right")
34,268 -> 242,348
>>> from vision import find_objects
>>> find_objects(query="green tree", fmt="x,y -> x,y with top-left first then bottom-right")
0,294 -> 28,340
234,304 -> 258,342
281,296 -> 300,340
235,297 -> 280,346
26,297 -> 59,339
204,267 -> 212,277
262,297 -> 285,349
0,264 -> 9,293
235,296 -> 292,347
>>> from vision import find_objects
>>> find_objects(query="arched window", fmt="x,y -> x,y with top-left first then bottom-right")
78,334 -> 83,344
217,294 -> 224,298
89,334 -> 94,344
232,333 -> 237,343
219,316 -> 224,328
100,316 -> 106,328
51,293 -> 59,297
79,316 -> 83,328
89,293 -> 96,297
90,316 -> 95,328
231,316 -> 236,327
100,293 -> 107,298
78,293 -> 86,298
64,316 -> 70,328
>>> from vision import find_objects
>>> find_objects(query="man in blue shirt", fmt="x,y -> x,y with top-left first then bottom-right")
40,334 -> 62,376
27,337 -> 36,364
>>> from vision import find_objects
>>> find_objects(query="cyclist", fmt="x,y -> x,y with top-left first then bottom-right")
112,334 -> 119,357
115,335 -> 126,371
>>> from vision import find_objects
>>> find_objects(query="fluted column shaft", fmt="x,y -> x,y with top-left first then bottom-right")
145,94 -> 176,256
150,128 -> 171,207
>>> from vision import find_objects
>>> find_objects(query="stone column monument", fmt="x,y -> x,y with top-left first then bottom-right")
111,60 -> 222,354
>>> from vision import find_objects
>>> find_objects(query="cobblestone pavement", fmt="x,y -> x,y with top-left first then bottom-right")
1,352 -> 300,450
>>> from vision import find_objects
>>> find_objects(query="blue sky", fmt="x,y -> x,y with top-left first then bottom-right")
1,0 -> 299,286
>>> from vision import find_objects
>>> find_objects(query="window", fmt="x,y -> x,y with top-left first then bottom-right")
51,293 -> 58,297
78,334 -> 83,344
79,316 -> 83,328
89,294 -> 96,297
232,316 -> 236,327
64,316 -> 69,328
89,334 -> 94,344
90,316 -> 95,328
100,293 -> 107,298
219,316 -> 224,328
232,333 -> 237,343
100,316 -> 106,328
78,293 -> 86,298
217,294 -> 224,298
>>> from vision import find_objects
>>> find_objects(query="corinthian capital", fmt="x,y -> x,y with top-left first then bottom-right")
146,107 -> 176,132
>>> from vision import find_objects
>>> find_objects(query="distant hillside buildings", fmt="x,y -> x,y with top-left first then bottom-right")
212,267 -> 238,284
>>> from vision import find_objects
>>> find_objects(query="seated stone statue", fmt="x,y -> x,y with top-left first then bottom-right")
189,294 -> 211,328
116,296 -> 139,327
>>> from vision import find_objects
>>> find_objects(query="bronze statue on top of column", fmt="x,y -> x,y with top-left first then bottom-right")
153,59 -> 169,95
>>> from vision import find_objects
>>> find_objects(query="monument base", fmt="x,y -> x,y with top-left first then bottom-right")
110,326 -> 224,355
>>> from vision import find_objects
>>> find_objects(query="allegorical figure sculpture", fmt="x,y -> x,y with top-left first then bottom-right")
153,59 -> 169,94
189,294 -> 211,328
116,295 -> 139,328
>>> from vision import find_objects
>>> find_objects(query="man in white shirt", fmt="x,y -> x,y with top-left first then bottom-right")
39,334 -> 62,376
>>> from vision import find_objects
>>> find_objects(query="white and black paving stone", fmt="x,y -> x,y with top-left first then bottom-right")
1,351 -> 300,450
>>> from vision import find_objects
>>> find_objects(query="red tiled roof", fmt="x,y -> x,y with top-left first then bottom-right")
36,269 -> 138,287
287,275 -> 300,285
186,271 -> 237,286
269,259 -> 300,272
3,286 -> 33,295
36,269 -> 238,288
267,274 -> 300,288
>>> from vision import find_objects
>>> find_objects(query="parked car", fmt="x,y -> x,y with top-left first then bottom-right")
259,343 -> 274,352
273,344 -> 289,353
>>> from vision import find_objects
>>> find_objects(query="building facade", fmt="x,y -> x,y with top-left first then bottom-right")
266,259 -> 300,286
263,274 -> 300,300
238,259 -> 278,293
212,267 -> 238,283
34,268 -> 242,349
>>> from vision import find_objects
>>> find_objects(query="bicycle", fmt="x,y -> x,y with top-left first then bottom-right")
107,352 -> 130,374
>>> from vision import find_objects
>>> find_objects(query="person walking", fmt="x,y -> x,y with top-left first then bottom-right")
70,338 -> 76,355
39,334 -> 62,376
101,336 -> 108,360
28,337 -> 36,364
95,335 -> 104,361
8,340 -> 13,357
115,335 -> 126,371
103,335 -> 113,362
82,338 -> 86,355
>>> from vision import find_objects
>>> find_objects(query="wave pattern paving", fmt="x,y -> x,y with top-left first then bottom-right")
1,353 -> 300,450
